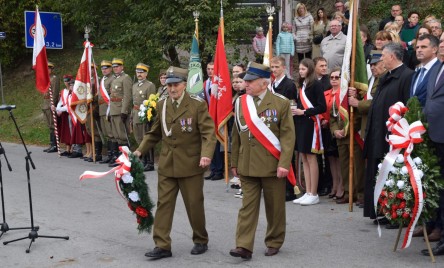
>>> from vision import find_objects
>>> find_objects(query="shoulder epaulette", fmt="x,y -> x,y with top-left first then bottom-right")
190,94 -> 204,102
273,92 -> 288,100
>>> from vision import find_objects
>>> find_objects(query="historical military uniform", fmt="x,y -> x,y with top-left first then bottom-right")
109,58 -> 133,166
137,67 -> 216,255
97,60 -> 116,163
230,62 -> 295,257
84,63 -> 100,162
42,62 -> 60,152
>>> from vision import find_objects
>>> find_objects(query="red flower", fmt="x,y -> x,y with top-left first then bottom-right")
128,202 -> 134,211
388,192 -> 395,199
402,212 -> 410,219
392,204 -> 398,210
399,201 -> 406,209
392,212 -> 398,219
381,191 -> 387,197
396,192 -> 404,199
136,206 -> 149,218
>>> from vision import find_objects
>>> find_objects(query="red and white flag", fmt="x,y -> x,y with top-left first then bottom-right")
32,6 -> 50,93
70,41 -> 93,124
209,23 -> 233,143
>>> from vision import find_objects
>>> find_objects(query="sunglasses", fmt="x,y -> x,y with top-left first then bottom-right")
330,76 -> 341,80
63,78 -> 71,82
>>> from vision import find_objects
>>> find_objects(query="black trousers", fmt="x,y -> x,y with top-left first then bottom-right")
432,141 -> 444,242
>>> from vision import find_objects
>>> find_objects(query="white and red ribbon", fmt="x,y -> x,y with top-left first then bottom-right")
79,146 -> 132,199
299,84 -> 323,153
374,102 -> 426,249
99,77 -> 111,117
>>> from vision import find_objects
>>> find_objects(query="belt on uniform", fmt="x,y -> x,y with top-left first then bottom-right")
110,97 -> 122,102
133,105 -> 140,110
43,96 -> 51,99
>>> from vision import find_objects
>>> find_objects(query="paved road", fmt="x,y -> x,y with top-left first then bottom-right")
0,142 -> 440,267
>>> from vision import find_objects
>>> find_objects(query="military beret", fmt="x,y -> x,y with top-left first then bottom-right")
112,58 -> 124,67
48,62 -> 55,68
166,66 -> 188,84
243,62 -> 271,81
63,74 -> 74,82
101,60 -> 112,69
136,63 -> 150,73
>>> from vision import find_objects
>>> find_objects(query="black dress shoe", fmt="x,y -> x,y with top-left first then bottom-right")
204,173 -> 215,180
264,247 -> 279,256
145,247 -> 172,259
144,164 -> 154,172
229,247 -> 252,259
46,146 -> 57,153
68,152 -> 83,158
60,151 -> 70,156
190,243 -> 208,255
211,174 -> 224,181
421,241 -> 444,256
43,146 -> 51,152
318,188 -> 329,197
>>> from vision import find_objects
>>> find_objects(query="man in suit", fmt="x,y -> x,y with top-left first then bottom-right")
270,56 -> 298,201
422,58 -> 444,256
363,43 -> 414,221
410,34 -> 440,107
108,58 -> 133,167
42,62 -> 60,153
134,66 -> 216,259
230,62 -> 295,259
131,63 -> 157,171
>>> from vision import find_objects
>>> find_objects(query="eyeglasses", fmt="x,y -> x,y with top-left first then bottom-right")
330,76 -> 341,80
330,25 -> 340,27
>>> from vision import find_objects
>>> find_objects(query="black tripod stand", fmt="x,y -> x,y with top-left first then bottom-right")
0,142 -> 35,239
1,106 -> 69,253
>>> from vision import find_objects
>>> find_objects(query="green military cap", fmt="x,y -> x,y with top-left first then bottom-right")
48,62 -> 55,68
136,63 -> 150,73
166,66 -> 188,83
159,69 -> 167,76
112,58 -> 124,67
369,50 -> 383,65
101,60 -> 112,69
243,61 -> 271,81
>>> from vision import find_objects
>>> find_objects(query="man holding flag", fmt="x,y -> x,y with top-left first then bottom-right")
41,62 -> 60,153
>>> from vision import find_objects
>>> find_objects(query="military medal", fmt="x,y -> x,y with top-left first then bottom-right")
260,112 -> 266,122
139,90 -> 143,94
187,118 -> 193,132
273,109 -> 278,122
180,119 -> 187,132
266,110 -> 272,122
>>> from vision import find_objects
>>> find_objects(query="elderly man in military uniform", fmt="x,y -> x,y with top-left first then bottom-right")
108,58 -> 133,167
134,66 -> 216,259
229,62 -> 295,259
42,62 -> 60,153
131,63 -> 156,171
97,60 -> 116,164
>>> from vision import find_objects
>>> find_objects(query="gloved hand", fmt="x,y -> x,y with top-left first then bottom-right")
121,113 -> 128,123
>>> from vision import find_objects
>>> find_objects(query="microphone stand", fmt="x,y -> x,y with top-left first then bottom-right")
1,106 -> 69,253
0,142 -> 35,239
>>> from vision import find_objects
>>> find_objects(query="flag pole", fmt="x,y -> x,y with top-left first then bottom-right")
348,0 -> 359,212
266,5 -> 274,60
220,1 -> 229,188
84,26 -> 96,162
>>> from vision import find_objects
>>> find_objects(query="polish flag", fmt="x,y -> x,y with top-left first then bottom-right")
32,6 -> 50,93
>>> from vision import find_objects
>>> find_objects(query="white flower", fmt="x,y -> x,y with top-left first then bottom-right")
397,180 -> 405,189
401,166 -> 408,175
396,154 -> 404,163
122,173 -> 134,184
385,179 -> 395,187
378,163 -> 382,170
138,111 -> 144,117
414,169 -> 424,179
413,157 -> 422,165
128,191 -> 140,202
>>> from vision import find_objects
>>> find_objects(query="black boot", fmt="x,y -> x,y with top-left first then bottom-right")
47,130 -> 58,153
88,141 -> 103,162
108,142 -> 121,167
43,132 -> 52,152
143,155 -> 154,171
99,140 -> 113,164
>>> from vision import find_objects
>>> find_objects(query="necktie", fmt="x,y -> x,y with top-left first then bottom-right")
415,67 -> 426,93
253,96 -> 260,107
435,68 -> 444,90
173,101 -> 178,112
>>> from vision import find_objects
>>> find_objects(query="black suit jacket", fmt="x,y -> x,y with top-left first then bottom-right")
424,62 -> 444,143
363,64 -> 414,159
273,76 -> 297,100
410,60 -> 441,107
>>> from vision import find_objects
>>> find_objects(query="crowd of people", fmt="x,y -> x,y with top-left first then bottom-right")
39,0 -> 444,260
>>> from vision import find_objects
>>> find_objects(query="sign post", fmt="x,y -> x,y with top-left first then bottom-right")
25,11 -> 63,49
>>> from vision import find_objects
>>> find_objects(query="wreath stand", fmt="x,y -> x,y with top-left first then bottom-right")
393,223 -> 435,263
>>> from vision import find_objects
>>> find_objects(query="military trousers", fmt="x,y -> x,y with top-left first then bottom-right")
42,108 -> 55,130
236,175 -> 286,252
100,115 -> 114,141
337,141 -> 365,199
110,115 -> 127,144
132,122 -> 146,145
153,173 -> 208,250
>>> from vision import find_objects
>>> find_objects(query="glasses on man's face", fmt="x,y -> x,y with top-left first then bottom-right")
330,76 -> 341,80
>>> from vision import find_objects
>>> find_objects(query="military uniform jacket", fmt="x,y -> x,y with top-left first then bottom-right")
231,90 -> 295,177
137,92 -> 216,178
132,80 -> 157,124
41,75 -> 60,109
98,74 -> 116,116
109,72 -> 132,116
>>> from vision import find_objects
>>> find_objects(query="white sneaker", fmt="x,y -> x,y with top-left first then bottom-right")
300,195 -> 319,206
230,176 -> 240,184
293,193 -> 309,204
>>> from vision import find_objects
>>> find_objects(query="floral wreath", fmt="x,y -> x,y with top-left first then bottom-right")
79,146 -> 155,234
138,93 -> 159,123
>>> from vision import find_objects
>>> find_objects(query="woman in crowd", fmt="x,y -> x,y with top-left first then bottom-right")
401,12 -> 420,51
157,69 -> 168,97
312,8 -> 329,59
332,11 -> 348,36
56,75 -> 74,156
292,58 -> 326,206
320,68 -> 343,200
293,3 -> 314,61
232,63 -> 245,77
374,31 -> 393,50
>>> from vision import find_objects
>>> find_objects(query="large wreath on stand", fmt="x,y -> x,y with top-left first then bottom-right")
80,147 -> 155,234
375,97 -> 443,250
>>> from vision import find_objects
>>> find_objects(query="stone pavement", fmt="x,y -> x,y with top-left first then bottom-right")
0,142 -> 441,267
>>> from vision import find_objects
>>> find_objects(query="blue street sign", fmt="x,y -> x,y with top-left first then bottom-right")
25,11 -> 63,49
0,32 -> 5,39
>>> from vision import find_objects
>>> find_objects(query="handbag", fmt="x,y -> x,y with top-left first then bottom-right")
313,34 -> 323,45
